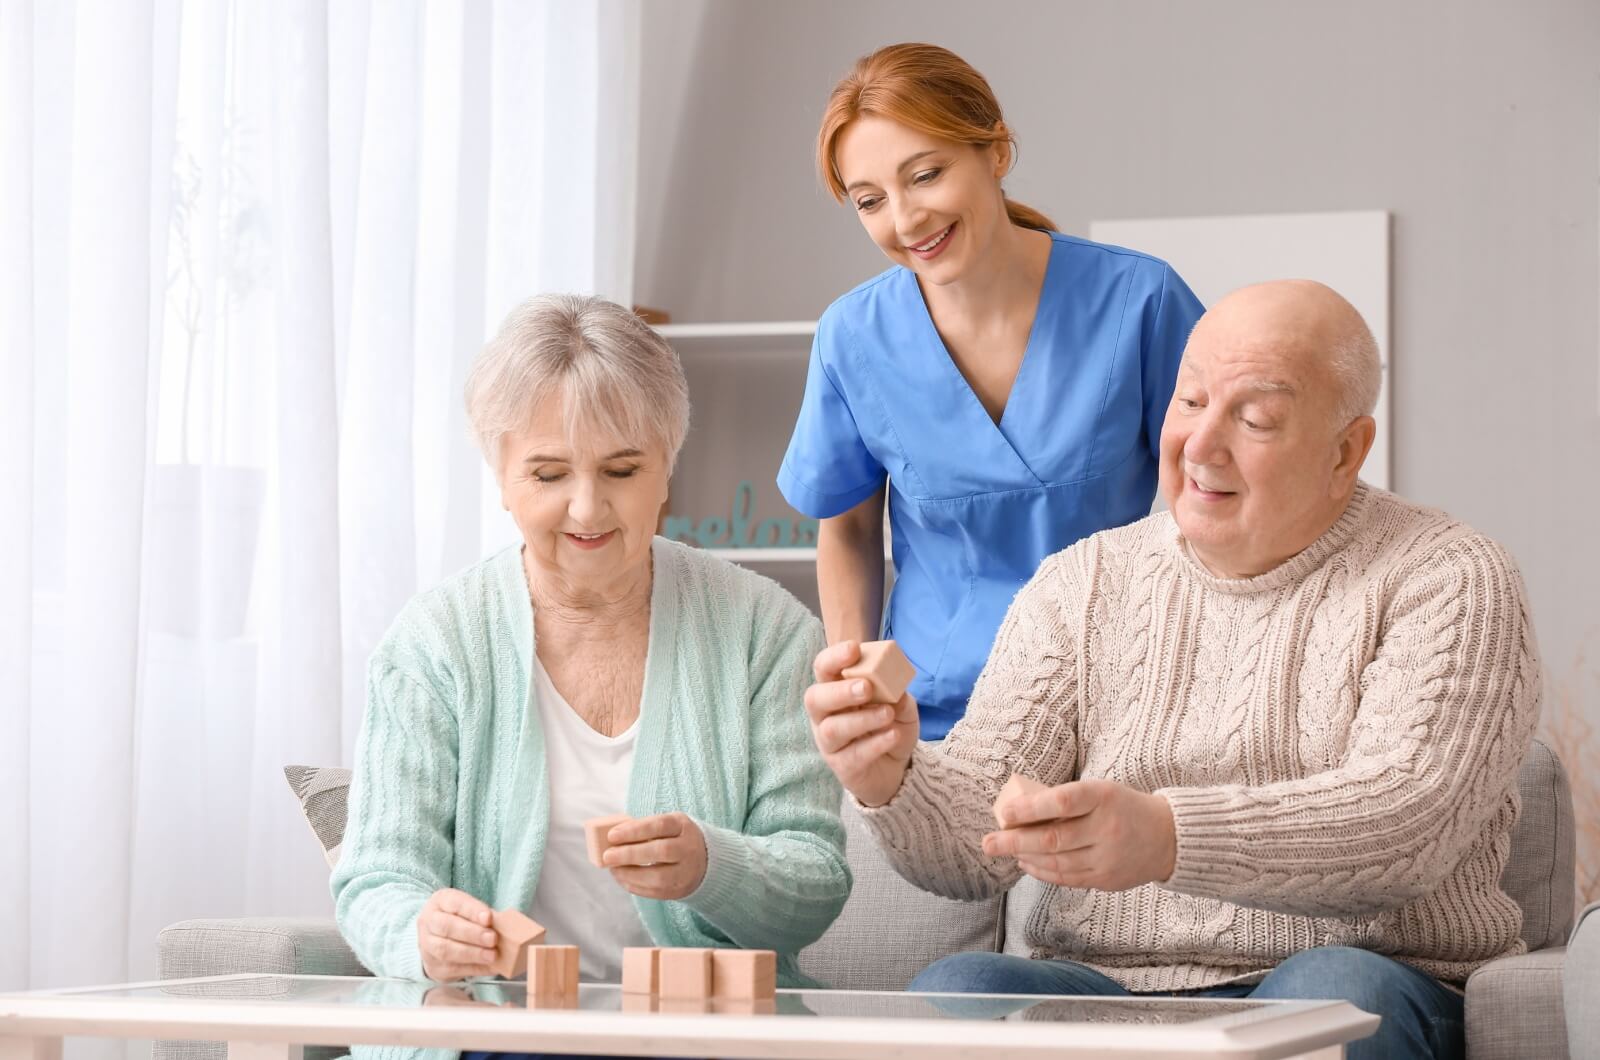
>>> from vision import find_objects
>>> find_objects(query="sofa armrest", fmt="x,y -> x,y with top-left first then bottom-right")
1466,946 -> 1568,1060
1567,901 -> 1600,1060
158,917 -> 370,980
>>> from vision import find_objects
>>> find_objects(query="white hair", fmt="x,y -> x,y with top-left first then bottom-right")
465,294 -> 690,473
1326,316 -> 1382,429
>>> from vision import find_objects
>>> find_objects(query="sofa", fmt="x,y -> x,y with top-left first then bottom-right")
158,738 -> 1582,1060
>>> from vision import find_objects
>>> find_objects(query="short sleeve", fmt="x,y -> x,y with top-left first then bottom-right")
1141,264 -> 1205,458
776,313 -> 887,518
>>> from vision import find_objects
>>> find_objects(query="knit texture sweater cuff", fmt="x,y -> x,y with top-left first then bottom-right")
854,746 -> 941,854
683,819 -> 759,932
1158,785 -> 1265,895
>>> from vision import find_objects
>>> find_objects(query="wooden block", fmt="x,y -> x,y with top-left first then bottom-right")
710,949 -> 776,1001
584,813 -> 632,868
993,773 -> 1047,827
658,947 -> 713,999
526,944 -> 580,1004
490,908 -> 547,978
621,946 -> 661,994
841,640 -> 916,704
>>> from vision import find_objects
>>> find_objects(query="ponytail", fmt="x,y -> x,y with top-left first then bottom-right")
1004,197 -> 1056,234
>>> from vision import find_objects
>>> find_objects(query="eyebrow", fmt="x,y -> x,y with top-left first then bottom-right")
844,150 -> 943,194
1248,381 -> 1296,396
523,448 -> 643,465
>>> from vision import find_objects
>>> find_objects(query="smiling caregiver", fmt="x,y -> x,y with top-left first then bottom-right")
778,42 -> 1204,736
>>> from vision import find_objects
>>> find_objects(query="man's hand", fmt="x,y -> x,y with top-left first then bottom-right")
416,888 -> 499,982
983,779 -> 1177,891
804,641 -> 919,808
601,812 -> 708,900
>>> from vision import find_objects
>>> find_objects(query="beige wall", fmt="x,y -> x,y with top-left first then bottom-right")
636,0 -> 1600,890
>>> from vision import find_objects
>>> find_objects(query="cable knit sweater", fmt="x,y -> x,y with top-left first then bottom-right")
861,483 -> 1541,990
331,537 -> 847,987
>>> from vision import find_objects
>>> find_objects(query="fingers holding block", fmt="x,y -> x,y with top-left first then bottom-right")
584,813 -> 632,868
840,640 -> 916,704
710,949 -> 776,1001
621,946 -> 660,994
490,909 -> 547,978
993,773 -> 1047,827
658,947 -> 713,999
526,944 -> 580,1006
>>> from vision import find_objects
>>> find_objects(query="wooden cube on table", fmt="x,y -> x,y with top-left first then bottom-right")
658,947 -> 713,999
526,944 -> 580,1007
711,949 -> 777,1001
621,946 -> 660,994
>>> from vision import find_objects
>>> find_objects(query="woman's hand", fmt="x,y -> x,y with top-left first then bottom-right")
416,888 -> 499,982
804,640 -> 918,807
601,812 -> 708,900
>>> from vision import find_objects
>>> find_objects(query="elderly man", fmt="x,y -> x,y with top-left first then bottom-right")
805,280 -> 1540,1059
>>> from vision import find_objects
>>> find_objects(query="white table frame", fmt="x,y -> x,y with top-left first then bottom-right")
0,973 -> 1379,1060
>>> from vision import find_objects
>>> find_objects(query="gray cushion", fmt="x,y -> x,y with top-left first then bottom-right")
1566,902 -> 1600,1060
283,765 -> 353,868
156,917 -> 369,1060
1466,947 -> 1569,1060
797,795 -> 1003,990
1502,738 -> 1577,949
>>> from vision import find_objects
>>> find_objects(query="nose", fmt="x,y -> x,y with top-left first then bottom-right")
1183,410 -> 1229,469
569,473 -> 606,526
892,195 -> 928,246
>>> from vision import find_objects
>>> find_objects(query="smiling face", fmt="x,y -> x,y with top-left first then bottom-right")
498,391 -> 670,599
832,114 -> 1011,285
1158,282 -> 1377,579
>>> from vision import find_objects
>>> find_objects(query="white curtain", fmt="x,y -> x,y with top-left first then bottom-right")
0,0 -> 640,998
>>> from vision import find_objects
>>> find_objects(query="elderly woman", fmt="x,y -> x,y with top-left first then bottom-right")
331,294 -> 849,992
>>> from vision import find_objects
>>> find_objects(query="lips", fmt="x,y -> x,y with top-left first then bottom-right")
563,530 -> 615,550
906,222 -> 956,260
1188,477 -> 1238,500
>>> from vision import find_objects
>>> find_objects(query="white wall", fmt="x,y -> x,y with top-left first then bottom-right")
635,0 -> 1600,731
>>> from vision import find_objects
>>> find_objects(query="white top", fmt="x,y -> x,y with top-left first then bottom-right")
526,655 -> 652,981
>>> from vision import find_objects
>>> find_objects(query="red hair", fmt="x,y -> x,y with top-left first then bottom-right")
817,43 -> 1056,233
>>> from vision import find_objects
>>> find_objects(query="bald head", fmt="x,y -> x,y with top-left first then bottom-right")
1193,280 -> 1380,430
1159,279 -> 1381,580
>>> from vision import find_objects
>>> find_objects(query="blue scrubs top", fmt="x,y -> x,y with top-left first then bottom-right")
778,233 -> 1203,739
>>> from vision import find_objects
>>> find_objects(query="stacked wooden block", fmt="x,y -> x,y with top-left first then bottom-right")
621,946 -> 776,1012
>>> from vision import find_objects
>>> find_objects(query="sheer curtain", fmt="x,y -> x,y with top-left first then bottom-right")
0,0 -> 640,996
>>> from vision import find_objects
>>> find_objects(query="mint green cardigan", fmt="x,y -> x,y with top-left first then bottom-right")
331,538 -> 849,986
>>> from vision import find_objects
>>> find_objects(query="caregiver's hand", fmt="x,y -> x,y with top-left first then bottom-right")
805,640 -> 918,808
417,887 -> 499,982
602,812 -> 708,900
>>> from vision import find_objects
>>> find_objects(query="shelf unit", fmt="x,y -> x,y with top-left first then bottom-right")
655,320 -> 816,340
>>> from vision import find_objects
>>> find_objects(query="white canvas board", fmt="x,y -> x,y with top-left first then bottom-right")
1090,211 -> 1392,489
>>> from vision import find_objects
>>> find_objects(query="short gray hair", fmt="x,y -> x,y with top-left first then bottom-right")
1326,317 -> 1382,429
465,294 -> 691,472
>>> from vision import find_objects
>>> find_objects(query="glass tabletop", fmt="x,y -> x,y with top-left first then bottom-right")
44,974 -> 1286,1029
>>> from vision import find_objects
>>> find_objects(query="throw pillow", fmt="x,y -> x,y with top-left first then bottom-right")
283,764 -> 352,869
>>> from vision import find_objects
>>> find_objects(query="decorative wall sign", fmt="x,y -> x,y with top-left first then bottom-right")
662,480 -> 819,549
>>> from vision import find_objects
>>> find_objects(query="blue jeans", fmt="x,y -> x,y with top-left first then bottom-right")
910,947 -> 1464,1059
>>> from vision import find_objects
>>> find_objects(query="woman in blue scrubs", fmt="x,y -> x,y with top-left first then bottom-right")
779,43 -> 1203,739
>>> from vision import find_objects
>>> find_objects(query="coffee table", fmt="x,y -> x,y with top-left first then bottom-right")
0,973 -> 1379,1059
